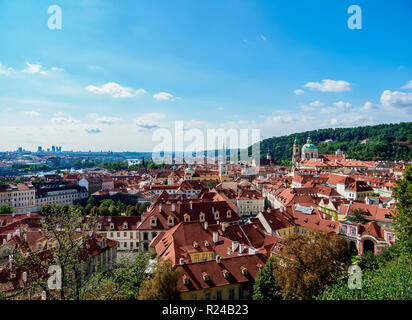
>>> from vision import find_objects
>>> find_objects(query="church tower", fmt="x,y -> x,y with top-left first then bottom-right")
219,143 -> 229,181
292,137 -> 301,167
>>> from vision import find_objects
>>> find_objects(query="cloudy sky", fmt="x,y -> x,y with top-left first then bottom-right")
0,0 -> 411,152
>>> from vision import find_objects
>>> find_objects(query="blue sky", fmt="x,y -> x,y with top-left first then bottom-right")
0,0 -> 411,152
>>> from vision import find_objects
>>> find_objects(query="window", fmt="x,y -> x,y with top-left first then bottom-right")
205,293 -> 211,300
229,288 -> 235,300
216,290 -> 222,300
239,287 -> 244,300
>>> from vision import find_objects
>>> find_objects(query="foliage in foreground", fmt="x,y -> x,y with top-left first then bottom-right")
80,252 -> 151,300
137,259 -> 181,300
252,256 -> 280,300
272,232 -> 351,300
317,254 -> 412,300
393,164 -> 412,254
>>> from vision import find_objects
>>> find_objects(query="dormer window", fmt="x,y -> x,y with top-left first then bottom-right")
167,216 -> 174,226
184,214 -> 190,222
240,266 -> 248,276
183,274 -> 190,285
110,223 -> 114,230
123,223 -> 128,230
150,217 -> 157,227
193,241 -> 199,248
204,240 -> 210,248
202,272 -> 210,281
223,270 -> 230,279
97,224 -> 102,230
214,211 -> 220,220
199,212 -> 205,222
226,210 -> 232,218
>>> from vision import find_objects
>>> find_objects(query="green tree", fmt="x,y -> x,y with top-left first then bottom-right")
252,256 -> 280,300
117,200 -> 125,213
87,196 -> 96,207
317,254 -> 412,300
100,199 -> 115,208
273,232 -> 350,300
80,252 -> 151,300
5,205 -> 99,300
393,164 -> 412,253
137,259 -> 181,300
0,205 -> 14,214
206,181 -> 217,189
347,209 -> 368,224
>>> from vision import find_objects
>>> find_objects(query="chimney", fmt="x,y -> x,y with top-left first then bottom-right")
179,258 -> 185,265
159,204 -> 162,212
204,221 -> 208,230
172,203 -> 176,212
216,255 -> 221,264
238,243 -> 244,255
22,271 -> 27,283
190,200 -> 193,210
213,231 -> 219,243
232,241 -> 239,252
41,291 -> 47,301
322,213 -> 326,219
221,223 -> 226,232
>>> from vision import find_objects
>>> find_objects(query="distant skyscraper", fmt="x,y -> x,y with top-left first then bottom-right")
52,146 -> 56,152
37,146 -> 42,152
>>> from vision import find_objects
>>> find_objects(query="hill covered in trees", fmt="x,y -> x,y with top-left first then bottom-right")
256,122 -> 412,163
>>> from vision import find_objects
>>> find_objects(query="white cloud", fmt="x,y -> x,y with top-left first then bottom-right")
260,35 -> 267,41
51,67 -> 64,72
310,100 -> 325,107
381,90 -> 412,111
153,92 -> 174,101
95,116 -> 121,125
401,80 -> 412,90
330,118 -> 340,126
22,62 -> 47,75
51,112 -> 77,124
0,63 -> 15,75
333,101 -> 352,109
304,79 -> 352,92
294,89 -> 304,95
86,82 -> 146,98
217,106 -> 224,111
134,113 -> 167,130
359,101 -> 380,111
271,115 -> 294,124
23,111 -> 39,117
85,128 -> 101,134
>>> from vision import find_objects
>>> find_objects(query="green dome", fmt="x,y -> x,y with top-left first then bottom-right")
302,144 -> 317,150
185,167 -> 195,172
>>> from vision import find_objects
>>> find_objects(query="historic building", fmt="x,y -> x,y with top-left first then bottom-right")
301,136 -> 319,160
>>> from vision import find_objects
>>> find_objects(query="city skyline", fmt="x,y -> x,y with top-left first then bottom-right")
0,0 -> 412,152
